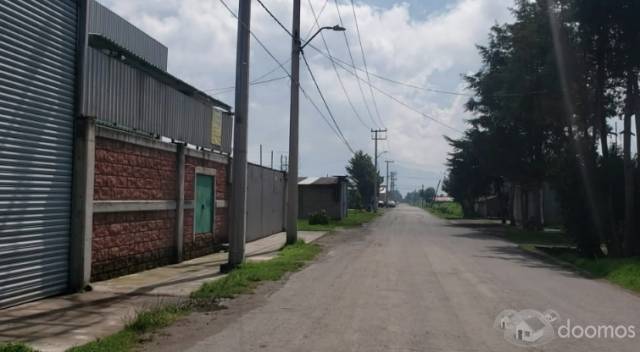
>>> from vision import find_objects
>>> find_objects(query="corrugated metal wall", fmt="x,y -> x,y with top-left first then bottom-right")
83,46 -> 214,147
0,0 -> 77,308
88,0 -> 168,70
246,164 -> 286,242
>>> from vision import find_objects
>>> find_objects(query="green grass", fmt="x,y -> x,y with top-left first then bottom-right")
424,202 -> 464,220
67,241 -> 321,352
503,227 -> 573,246
0,343 -> 38,352
547,250 -> 640,293
192,241 -> 321,301
66,303 -> 189,352
297,209 -> 380,231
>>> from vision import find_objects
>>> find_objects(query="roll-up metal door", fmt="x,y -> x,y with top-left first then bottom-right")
0,0 -> 78,308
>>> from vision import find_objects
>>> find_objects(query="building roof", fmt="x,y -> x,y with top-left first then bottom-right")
298,176 -> 346,186
88,34 -> 231,111
521,317 -> 546,332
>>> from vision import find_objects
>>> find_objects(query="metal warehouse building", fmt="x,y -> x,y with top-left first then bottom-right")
0,0 -> 243,308
298,176 -> 348,220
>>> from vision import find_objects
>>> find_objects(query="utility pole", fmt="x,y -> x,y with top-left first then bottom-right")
371,129 -> 387,211
286,0 -> 301,245
270,150 -> 274,169
421,184 -> 424,208
385,160 -> 393,205
226,0 -> 252,271
390,171 -> 396,198
259,144 -> 262,166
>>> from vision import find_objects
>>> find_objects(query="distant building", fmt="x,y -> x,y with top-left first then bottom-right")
298,177 -> 348,220
434,195 -> 454,202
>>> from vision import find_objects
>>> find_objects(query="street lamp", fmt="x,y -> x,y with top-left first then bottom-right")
287,2 -> 346,245
301,25 -> 346,50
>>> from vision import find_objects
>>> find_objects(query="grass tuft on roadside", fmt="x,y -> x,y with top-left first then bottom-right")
0,343 -> 38,352
549,250 -> 640,293
67,241 -> 321,352
503,227 -> 572,246
66,303 -> 189,352
191,241 -> 321,301
297,209 -> 379,231
424,202 -> 463,220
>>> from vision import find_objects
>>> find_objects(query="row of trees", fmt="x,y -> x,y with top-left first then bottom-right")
405,187 -> 436,206
444,0 -> 640,257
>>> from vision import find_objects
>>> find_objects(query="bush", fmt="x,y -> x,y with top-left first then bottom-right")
308,210 -> 330,225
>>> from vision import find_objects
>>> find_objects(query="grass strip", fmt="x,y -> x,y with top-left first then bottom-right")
297,209 -> 380,231
0,343 -> 38,352
550,250 -> 640,293
66,303 -> 189,352
503,227 -> 572,246
191,241 -> 321,301
424,202 -> 464,220
66,241 -> 321,352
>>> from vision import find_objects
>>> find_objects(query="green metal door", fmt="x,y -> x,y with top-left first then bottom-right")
195,174 -> 214,233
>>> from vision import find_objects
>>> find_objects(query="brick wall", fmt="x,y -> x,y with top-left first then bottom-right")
91,135 -> 229,281
92,211 -> 175,281
94,137 -> 176,201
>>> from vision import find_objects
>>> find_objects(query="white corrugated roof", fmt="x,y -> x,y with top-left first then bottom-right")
299,177 -> 320,185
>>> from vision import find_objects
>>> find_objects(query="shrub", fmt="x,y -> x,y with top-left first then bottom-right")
308,210 -> 330,225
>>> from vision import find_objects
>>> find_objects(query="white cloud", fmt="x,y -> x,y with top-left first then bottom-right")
98,0 -> 513,194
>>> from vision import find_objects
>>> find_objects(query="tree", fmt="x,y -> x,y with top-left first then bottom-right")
443,132 -> 496,217
346,151 -> 379,210
455,0 -> 640,256
423,187 -> 436,203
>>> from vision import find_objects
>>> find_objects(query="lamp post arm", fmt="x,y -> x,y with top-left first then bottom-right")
301,26 -> 333,50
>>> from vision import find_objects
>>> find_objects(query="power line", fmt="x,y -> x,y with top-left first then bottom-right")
365,71 -> 548,98
350,0 -> 385,128
256,0 -> 292,37
306,44 -> 464,133
218,0 -> 355,153
205,75 -> 288,94
307,0 -> 371,130
334,0 -> 378,129
303,0 -> 330,39
301,51 -> 355,153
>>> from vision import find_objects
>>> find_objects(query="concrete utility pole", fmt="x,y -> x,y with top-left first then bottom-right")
226,0 -> 252,270
371,129 -> 387,211
390,171 -> 397,195
286,0 -> 301,245
385,160 -> 393,205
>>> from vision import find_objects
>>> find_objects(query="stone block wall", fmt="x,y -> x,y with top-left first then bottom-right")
91,132 -> 229,281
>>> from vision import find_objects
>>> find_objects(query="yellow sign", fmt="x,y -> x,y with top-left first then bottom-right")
211,109 -> 222,146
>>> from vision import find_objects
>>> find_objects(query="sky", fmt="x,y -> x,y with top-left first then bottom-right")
99,0 -> 515,196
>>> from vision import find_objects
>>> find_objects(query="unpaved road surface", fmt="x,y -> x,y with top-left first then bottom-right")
145,205 -> 640,351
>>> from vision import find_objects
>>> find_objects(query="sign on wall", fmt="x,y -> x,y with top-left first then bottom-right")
211,109 -> 223,146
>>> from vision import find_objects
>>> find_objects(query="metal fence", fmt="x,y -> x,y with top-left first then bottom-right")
88,0 -> 168,70
246,164 -> 286,242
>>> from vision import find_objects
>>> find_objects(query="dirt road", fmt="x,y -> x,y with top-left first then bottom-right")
145,205 -> 640,351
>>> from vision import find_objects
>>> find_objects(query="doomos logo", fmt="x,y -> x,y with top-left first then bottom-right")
494,309 -> 558,347
495,309 -> 636,347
